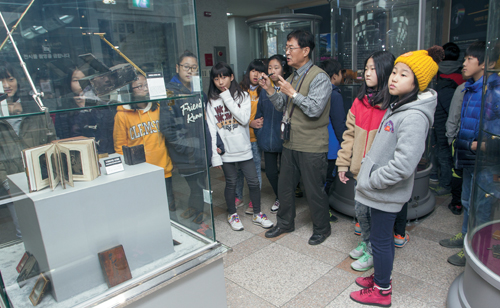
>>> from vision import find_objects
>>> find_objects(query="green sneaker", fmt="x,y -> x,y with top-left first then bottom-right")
447,249 -> 466,267
349,241 -> 367,259
351,251 -> 374,271
439,232 -> 464,248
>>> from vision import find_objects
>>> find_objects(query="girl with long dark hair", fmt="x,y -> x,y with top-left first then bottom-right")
336,51 -> 396,272
206,62 -> 273,231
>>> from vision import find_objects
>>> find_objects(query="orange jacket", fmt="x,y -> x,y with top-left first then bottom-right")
113,103 -> 173,178
248,88 -> 259,142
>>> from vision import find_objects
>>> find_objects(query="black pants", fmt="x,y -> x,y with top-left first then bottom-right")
264,152 -> 281,199
277,148 -> 331,235
431,127 -> 453,189
222,159 -> 261,215
393,202 -> 408,236
325,159 -> 336,195
165,177 -> 175,211
451,168 -> 463,206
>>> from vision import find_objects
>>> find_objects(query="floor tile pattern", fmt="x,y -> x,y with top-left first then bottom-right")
210,168 -> 462,307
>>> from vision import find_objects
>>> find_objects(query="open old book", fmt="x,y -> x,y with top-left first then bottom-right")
22,137 -> 101,192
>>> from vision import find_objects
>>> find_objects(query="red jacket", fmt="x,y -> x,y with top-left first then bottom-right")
336,96 -> 386,179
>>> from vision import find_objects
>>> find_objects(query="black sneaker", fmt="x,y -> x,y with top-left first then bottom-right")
448,203 -> 463,215
329,211 -> 338,222
447,249 -> 466,267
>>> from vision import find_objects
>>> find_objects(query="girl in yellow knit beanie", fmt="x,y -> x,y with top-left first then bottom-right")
349,46 -> 444,307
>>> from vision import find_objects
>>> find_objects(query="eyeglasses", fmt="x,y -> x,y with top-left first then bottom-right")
283,46 -> 302,52
178,64 -> 199,71
132,84 -> 148,90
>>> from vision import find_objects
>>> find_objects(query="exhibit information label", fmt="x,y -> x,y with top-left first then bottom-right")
104,157 -> 124,175
146,72 -> 167,99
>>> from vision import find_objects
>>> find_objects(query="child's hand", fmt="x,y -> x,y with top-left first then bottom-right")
276,76 -> 296,98
471,141 -> 478,151
217,148 -> 222,154
338,171 -> 349,184
250,117 -> 263,129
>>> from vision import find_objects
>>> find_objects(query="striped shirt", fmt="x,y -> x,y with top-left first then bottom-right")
268,60 -> 331,118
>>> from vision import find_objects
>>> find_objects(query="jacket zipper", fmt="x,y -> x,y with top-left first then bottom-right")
270,103 -> 274,151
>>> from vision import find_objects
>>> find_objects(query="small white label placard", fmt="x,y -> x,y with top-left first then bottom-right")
191,76 -> 201,92
146,72 -> 167,99
203,189 -> 212,204
104,157 -> 124,175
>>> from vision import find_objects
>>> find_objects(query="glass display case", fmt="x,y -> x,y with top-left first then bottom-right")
0,1 -> 227,307
328,0 -> 442,219
246,14 -> 322,62
448,1 -> 500,306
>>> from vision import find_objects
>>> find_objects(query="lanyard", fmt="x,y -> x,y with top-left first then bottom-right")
284,65 -> 313,121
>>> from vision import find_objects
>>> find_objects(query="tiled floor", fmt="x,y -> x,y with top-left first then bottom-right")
209,168 -> 465,308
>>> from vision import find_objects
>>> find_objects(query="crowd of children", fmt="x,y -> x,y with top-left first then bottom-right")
4,32 -> 495,307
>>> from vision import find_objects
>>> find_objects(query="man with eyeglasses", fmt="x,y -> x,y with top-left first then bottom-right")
259,30 -> 333,245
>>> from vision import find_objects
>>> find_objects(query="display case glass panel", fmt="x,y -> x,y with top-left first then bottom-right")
468,0 -> 500,277
330,0 -> 443,72
0,1 -> 219,307
247,14 -> 321,61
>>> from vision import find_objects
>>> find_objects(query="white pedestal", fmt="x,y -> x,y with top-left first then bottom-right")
8,158 -> 174,302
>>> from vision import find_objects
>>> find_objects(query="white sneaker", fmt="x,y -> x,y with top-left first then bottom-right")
271,200 -> 280,213
351,251 -> 374,271
349,241 -> 367,259
228,213 -> 244,231
253,212 -> 274,229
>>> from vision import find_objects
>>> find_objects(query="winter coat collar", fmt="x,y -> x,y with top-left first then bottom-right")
122,102 -> 152,113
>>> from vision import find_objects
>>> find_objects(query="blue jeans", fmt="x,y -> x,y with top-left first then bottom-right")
468,167 -> 496,232
461,168 -> 474,235
236,142 -> 262,199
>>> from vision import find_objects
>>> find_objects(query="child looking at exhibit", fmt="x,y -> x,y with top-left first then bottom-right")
350,46 -> 443,307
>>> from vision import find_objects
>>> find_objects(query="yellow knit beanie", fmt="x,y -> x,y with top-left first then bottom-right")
394,46 -> 445,91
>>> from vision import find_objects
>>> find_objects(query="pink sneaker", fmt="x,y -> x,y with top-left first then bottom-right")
235,198 -> 244,208
245,202 -> 253,215
355,274 -> 392,289
350,283 -> 391,307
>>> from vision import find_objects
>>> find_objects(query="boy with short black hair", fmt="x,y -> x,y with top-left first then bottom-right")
319,59 -> 346,202
439,41 -> 486,267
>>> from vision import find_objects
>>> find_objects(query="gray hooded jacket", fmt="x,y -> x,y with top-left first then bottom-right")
355,89 -> 437,212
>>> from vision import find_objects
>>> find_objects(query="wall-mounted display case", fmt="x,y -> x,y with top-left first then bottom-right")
0,1 -> 228,307
448,0 -> 500,306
